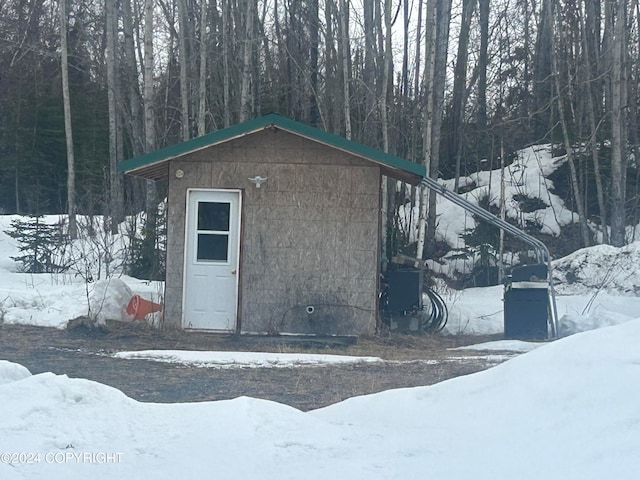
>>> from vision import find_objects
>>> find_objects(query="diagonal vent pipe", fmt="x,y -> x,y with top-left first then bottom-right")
419,176 -> 559,338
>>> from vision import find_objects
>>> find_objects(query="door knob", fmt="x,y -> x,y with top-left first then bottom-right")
231,268 -> 237,275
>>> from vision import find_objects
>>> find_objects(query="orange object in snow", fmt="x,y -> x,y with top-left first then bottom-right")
126,294 -> 162,320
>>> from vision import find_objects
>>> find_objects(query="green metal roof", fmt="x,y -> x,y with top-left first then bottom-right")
119,113 -> 426,184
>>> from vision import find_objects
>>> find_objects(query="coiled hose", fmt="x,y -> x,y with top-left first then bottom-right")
420,287 -> 448,333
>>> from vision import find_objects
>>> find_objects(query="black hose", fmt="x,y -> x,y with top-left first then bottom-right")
421,287 -> 448,333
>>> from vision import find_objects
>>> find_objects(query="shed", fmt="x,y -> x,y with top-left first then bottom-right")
119,114 -> 425,336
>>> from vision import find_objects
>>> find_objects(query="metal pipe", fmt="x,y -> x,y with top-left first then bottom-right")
419,176 -> 559,337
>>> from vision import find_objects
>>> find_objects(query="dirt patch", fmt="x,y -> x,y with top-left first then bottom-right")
0,322 -> 512,411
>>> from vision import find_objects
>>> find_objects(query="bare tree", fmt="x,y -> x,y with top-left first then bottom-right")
609,0 -> 629,247
60,0 -> 77,239
425,0 -> 452,254
451,0 -> 474,192
222,0 -> 231,127
309,0 -> 320,125
239,0 -> 255,121
122,0 -> 145,157
580,5 -> 608,244
380,0 -> 393,263
550,3 -> 591,247
533,0 -> 554,140
106,0 -> 123,230
197,0 -> 208,136
144,0 -> 157,210
476,0 -> 489,158
363,0 -> 376,142
416,0 -> 438,260
338,0 -> 352,138
414,0 -> 423,98
177,0 -> 191,141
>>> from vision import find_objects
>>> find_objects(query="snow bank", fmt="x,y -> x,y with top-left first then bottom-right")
0,360 -> 31,385
450,340 -> 542,353
2,320 -> 640,479
112,350 -> 382,368
88,278 -> 134,324
312,318 -> 640,479
553,241 -> 640,295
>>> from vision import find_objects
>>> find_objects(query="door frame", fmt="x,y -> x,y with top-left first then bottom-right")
181,188 -> 243,331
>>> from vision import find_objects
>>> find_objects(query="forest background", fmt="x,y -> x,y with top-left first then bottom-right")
1,0 -> 638,277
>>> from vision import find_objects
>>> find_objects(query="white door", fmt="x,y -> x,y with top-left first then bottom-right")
183,189 -> 241,330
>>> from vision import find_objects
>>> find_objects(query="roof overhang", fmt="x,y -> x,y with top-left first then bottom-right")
119,114 -> 426,185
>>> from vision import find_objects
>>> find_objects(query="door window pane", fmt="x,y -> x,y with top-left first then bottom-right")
197,233 -> 229,261
198,202 -> 230,231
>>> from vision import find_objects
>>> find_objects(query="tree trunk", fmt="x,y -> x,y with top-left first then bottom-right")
122,0 -> 144,157
533,0 -> 554,140
414,0 -> 423,98
610,1 -> 628,247
416,0 -> 437,260
60,0 -> 77,239
197,0 -> 208,136
106,0 -> 123,231
452,0 -> 474,192
222,0 -> 232,127
177,0 -> 191,141
425,0 -> 452,254
550,1 -> 590,247
401,0 -> 409,98
239,0 -> 255,122
309,0 -> 320,126
476,0 -> 489,159
323,0 -> 340,132
144,0 -> 157,210
580,7 -> 608,244
363,0 -> 376,143
521,0 -> 532,130
498,137 -> 506,281
628,0 -> 640,236
380,0 -> 393,265
338,0 -> 351,139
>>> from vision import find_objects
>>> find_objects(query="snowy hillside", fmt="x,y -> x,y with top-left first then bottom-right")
402,144 -> 640,284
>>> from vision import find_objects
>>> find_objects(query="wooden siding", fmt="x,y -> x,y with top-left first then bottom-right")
165,128 -> 380,336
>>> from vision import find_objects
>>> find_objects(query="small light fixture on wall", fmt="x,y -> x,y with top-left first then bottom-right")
175,169 -> 184,179
248,175 -> 268,188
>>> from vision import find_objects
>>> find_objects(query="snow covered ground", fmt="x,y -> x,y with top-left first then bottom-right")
1,318 -> 639,479
2,212 -> 640,337
1,238 -> 640,480
111,350 -> 383,369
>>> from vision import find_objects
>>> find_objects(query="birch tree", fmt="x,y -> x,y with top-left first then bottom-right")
144,0 -> 157,211
60,0 -> 77,239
